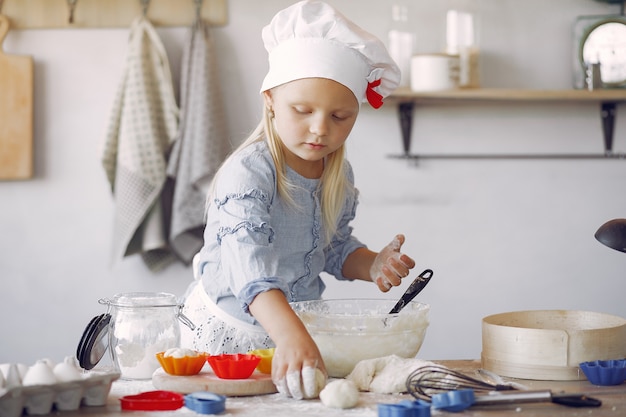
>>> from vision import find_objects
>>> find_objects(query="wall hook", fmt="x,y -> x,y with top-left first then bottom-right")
67,0 -> 78,24
140,0 -> 150,17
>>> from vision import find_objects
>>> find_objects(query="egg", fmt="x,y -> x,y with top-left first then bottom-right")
53,356 -> 83,382
40,358 -> 56,369
22,360 -> 58,385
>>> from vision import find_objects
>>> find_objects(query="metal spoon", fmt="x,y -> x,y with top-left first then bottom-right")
388,269 -> 433,314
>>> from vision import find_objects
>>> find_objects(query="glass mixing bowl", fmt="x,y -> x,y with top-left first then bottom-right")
290,299 -> 430,377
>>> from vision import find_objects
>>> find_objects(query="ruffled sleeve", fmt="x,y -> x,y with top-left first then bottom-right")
211,147 -> 289,312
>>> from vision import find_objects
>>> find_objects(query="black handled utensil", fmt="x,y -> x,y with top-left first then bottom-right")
473,390 -> 602,408
388,269 -> 433,314
407,365 -> 602,410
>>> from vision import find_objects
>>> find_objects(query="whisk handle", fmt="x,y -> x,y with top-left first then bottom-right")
551,393 -> 602,408
473,390 -> 601,408
473,390 -> 551,405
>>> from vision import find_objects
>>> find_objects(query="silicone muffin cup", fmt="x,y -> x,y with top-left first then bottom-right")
120,390 -> 184,411
184,392 -> 226,415
247,348 -> 275,374
580,359 -> 626,386
156,352 -> 208,376
206,354 -> 261,379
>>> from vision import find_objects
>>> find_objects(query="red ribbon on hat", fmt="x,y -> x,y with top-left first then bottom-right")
366,79 -> 384,109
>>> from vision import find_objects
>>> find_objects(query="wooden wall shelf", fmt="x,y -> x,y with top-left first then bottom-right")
387,88 -> 626,161
0,0 -> 228,29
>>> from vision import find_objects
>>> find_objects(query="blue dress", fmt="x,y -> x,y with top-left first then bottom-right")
198,140 -> 365,323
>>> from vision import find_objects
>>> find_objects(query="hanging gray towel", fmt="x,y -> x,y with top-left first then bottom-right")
166,17 -> 230,264
101,16 -> 179,271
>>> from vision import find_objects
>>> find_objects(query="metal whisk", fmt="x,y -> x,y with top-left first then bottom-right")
406,365 -> 602,409
406,365 -> 516,401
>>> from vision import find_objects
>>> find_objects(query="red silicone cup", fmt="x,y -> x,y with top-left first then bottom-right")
120,390 -> 184,411
206,354 -> 261,379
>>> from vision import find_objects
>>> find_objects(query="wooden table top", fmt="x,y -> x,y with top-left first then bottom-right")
78,359 -> 626,417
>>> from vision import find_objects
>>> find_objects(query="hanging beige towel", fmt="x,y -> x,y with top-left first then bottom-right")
166,17 -> 230,264
101,16 -> 179,271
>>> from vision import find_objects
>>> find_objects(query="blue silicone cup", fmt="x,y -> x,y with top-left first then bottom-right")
378,399 -> 431,417
431,389 -> 476,412
580,359 -> 626,386
184,392 -> 226,415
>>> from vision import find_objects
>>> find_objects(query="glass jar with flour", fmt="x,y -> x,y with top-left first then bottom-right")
77,292 -> 195,380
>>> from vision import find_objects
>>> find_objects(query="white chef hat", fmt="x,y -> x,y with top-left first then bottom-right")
260,0 -> 400,109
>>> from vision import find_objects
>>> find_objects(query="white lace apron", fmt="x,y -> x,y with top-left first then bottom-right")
180,279 -> 274,354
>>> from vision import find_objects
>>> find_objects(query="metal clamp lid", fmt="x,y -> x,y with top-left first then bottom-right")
76,313 -> 111,370
98,295 -> 196,330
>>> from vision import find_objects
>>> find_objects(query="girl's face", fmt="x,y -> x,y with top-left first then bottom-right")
264,78 -> 359,178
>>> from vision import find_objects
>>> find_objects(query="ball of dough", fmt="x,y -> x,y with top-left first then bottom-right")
319,379 -> 359,409
302,367 -> 327,399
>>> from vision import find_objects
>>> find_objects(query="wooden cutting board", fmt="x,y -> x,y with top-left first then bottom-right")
0,14 -> 33,180
152,368 -> 278,396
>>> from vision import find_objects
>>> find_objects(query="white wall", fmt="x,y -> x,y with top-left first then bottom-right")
1,0 -> 625,364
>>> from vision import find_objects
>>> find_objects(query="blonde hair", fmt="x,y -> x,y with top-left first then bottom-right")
208,106 -> 353,244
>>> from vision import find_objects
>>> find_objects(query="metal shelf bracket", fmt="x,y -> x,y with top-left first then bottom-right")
391,97 -> 624,161
602,101 -> 617,153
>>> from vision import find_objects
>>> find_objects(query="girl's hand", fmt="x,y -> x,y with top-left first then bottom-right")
369,234 -> 416,292
248,290 -> 327,399
271,334 -> 327,399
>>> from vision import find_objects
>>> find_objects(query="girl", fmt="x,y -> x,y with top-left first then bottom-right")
182,0 -> 416,399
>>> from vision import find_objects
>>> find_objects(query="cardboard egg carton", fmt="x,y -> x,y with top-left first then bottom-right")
0,371 -> 120,417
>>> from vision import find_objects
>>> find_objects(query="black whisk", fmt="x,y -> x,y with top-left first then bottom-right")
406,365 -> 516,401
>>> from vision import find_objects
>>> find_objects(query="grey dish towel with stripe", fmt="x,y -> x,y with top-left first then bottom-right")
101,16 -> 179,271
166,17 -> 230,264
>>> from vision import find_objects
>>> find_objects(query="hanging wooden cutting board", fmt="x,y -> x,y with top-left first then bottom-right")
0,14 -> 33,180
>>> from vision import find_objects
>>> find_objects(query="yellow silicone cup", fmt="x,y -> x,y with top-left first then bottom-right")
248,348 -> 275,374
